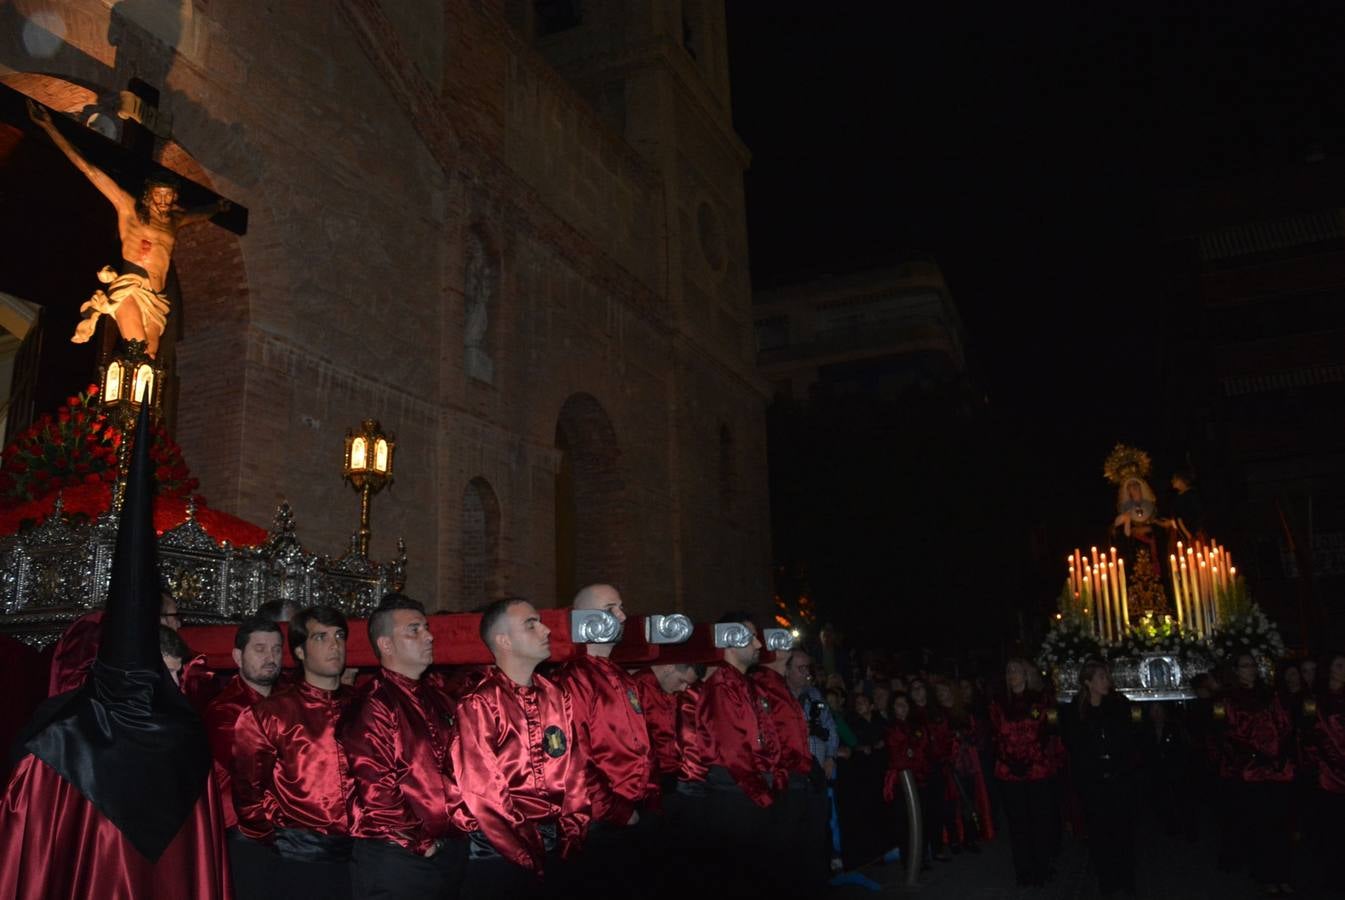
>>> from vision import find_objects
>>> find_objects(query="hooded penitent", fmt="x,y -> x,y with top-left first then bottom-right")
18,399 -> 209,860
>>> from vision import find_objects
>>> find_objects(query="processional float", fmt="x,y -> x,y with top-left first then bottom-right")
1040,445 -> 1283,701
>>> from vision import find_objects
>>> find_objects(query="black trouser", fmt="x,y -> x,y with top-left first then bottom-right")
226,829 -> 275,900
684,767 -> 779,892
231,829 -> 353,900
1317,789 -> 1345,891
777,772 -> 830,893
920,775 -> 949,854
569,812 -> 664,896
1080,777 -> 1136,895
1243,780 -> 1293,885
459,830 -> 569,900
998,777 -> 1057,886
351,837 -> 467,900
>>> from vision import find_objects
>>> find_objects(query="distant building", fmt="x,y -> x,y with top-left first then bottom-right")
752,258 -> 968,404
1161,157 -> 1345,639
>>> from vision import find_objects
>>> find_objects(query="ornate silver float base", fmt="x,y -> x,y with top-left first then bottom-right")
1055,652 -> 1213,703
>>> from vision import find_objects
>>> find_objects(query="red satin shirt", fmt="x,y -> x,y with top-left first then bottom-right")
450,667 -> 591,874
989,691 -> 1055,782
203,675 -> 266,830
633,669 -> 680,778
1220,687 -> 1294,783
232,680 -> 354,841
1311,687 -> 1345,794
885,719 -> 931,782
557,654 -> 654,824
751,667 -> 812,776
677,683 -> 708,783
690,664 -> 784,807
344,668 -> 464,853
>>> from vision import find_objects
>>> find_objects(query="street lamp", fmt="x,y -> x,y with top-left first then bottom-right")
343,419 -> 395,558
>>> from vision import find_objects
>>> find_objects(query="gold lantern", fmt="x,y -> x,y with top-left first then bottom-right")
343,419 -> 395,557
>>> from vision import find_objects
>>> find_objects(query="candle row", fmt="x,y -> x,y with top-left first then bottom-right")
1066,546 -> 1129,642
1168,540 -> 1234,638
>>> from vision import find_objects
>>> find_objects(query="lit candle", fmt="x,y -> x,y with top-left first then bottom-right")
1181,558 -> 1198,637
1083,572 -> 1095,634
1116,558 -> 1129,629
1205,562 -> 1215,632
1099,559 -> 1113,641
1170,554 -> 1184,626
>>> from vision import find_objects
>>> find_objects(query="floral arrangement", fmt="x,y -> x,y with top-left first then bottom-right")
1108,612 -> 1211,662
1037,613 -> 1105,671
1210,603 -> 1285,664
0,385 -> 197,506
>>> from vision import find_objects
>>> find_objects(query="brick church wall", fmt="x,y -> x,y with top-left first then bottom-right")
1,0 -> 770,619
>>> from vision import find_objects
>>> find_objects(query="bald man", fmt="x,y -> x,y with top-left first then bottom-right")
557,585 -> 659,891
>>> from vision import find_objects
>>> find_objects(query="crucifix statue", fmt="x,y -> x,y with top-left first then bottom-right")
26,97 -> 231,359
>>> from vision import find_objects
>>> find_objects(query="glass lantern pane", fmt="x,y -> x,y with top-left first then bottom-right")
105,362 -> 122,403
350,436 -> 367,471
374,438 -> 388,473
134,364 -> 154,403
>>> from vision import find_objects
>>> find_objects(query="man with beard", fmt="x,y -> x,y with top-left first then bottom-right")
754,647 -> 830,891
452,598 -> 590,899
203,618 -> 283,895
27,99 -> 229,357
232,606 -> 354,898
345,594 -> 467,900
556,584 -> 654,891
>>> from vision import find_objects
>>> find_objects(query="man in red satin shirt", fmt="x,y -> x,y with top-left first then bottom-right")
633,661 -> 699,794
452,598 -> 590,900
557,584 -> 657,890
754,645 -> 830,892
202,617 -> 283,896
685,611 -> 786,890
345,593 -> 468,900
232,605 -> 355,898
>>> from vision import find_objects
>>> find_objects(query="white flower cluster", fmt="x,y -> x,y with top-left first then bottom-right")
1037,618 -> 1103,670
1212,603 -> 1285,662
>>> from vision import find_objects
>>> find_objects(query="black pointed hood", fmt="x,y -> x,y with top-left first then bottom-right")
22,398 -> 210,860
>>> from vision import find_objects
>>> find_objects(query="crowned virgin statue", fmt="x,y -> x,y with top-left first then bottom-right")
1105,445 -> 1167,587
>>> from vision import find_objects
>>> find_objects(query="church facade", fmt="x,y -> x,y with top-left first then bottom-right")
0,0 -> 769,617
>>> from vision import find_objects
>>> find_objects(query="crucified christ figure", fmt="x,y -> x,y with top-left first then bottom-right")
28,99 -> 229,358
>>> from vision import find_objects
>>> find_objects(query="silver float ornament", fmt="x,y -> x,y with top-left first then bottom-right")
761,628 -> 795,652
645,613 -> 693,644
713,622 -> 752,648
570,609 -> 622,643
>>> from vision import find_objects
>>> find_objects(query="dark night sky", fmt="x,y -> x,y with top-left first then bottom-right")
729,1 -> 1345,402
726,2 -> 1345,638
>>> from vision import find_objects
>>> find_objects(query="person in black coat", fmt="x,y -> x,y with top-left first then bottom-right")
1066,659 -> 1139,898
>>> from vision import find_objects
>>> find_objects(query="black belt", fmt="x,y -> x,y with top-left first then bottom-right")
273,828 -> 353,863
467,821 -> 556,862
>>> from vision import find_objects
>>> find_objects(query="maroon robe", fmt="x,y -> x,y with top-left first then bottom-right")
0,617 -> 231,899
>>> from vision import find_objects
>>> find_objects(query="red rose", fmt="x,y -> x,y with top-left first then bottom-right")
83,473 -> 101,485
86,385 -> 99,397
